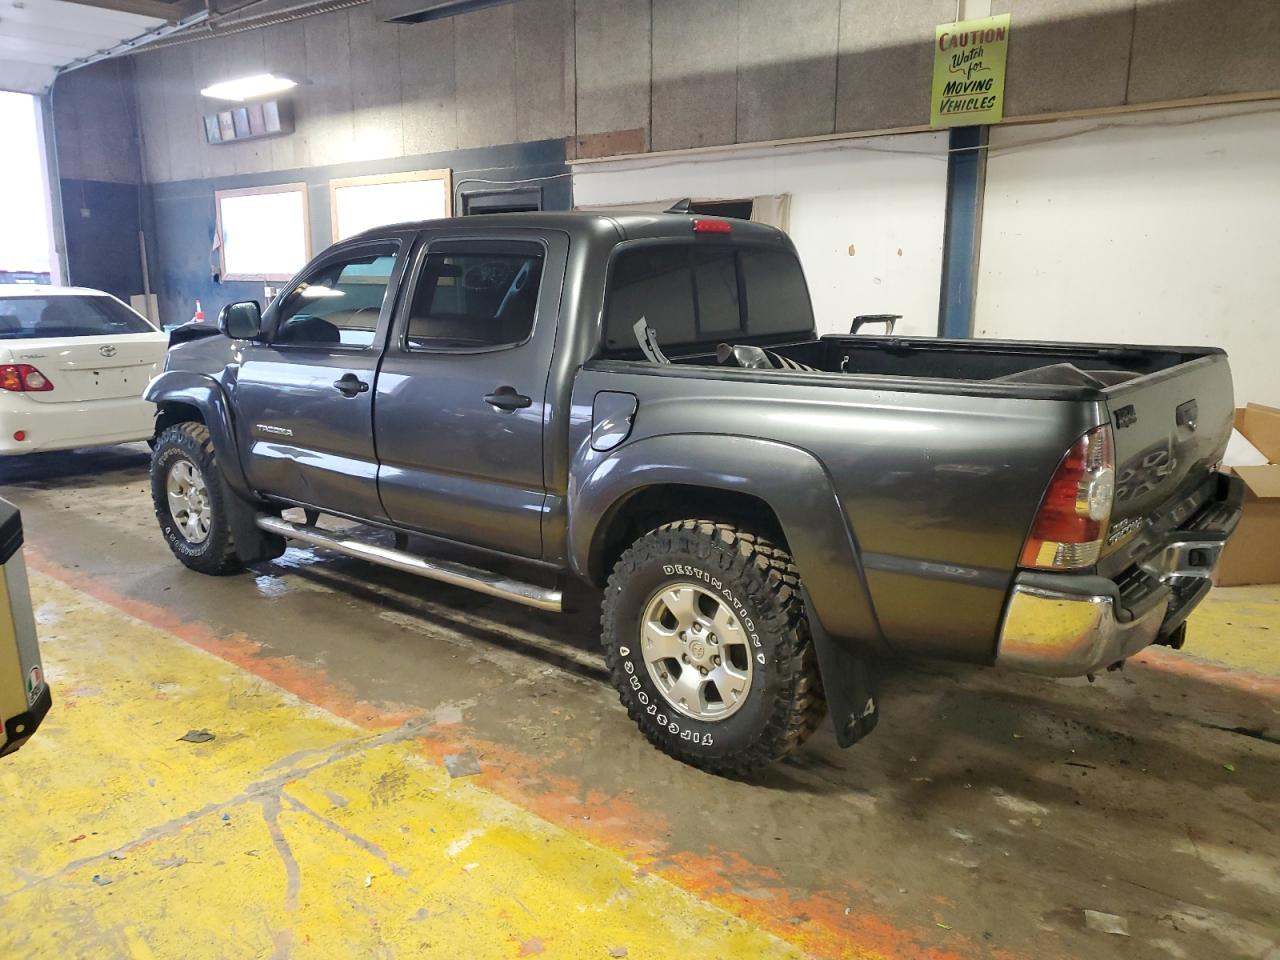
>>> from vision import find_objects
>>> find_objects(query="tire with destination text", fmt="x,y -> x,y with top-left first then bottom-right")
601,520 -> 826,776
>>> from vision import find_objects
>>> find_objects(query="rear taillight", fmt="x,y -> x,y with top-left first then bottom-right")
1019,424 -> 1115,570
0,364 -> 54,392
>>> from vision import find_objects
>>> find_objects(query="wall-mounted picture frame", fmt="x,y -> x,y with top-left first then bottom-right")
215,182 -> 312,283
263,100 -> 282,133
328,169 -> 453,242
203,99 -> 294,145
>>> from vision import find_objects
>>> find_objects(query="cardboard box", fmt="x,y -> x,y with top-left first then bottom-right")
1214,403 -> 1280,586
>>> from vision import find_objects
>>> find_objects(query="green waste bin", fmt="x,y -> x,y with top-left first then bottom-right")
0,498 -> 48,758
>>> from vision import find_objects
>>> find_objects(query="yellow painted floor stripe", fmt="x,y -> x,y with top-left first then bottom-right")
0,572 -> 806,959
1183,585 -> 1280,678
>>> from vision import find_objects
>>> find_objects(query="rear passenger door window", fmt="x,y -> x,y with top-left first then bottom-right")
271,243 -> 400,349
403,240 -> 545,351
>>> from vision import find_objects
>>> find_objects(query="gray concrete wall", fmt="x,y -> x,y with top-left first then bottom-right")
51,60 -> 141,185
62,0 -> 1280,185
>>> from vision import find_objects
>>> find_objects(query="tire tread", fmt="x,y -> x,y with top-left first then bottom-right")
601,519 -> 825,776
151,422 -> 241,575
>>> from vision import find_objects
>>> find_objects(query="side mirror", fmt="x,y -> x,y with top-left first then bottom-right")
218,301 -> 263,340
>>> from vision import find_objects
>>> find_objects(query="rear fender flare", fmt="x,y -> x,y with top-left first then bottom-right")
145,371 -> 252,500
569,433 -> 886,655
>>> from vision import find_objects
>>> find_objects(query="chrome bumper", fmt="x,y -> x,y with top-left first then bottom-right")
995,475 -> 1242,677
996,585 -> 1166,676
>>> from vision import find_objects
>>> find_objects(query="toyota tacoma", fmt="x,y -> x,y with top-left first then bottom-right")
145,211 -> 1242,775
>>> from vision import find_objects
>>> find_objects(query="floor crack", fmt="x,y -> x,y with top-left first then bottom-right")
0,715 -> 435,906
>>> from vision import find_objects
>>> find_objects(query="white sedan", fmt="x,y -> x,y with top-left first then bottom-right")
0,286 -> 167,455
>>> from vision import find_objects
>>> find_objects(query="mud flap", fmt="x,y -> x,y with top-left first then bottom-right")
220,477 -> 286,565
802,587 -> 879,748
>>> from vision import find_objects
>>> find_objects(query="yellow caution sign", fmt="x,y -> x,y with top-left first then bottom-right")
931,14 -> 1011,128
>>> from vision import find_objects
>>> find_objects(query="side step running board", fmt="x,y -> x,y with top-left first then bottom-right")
256,516 -> 563,613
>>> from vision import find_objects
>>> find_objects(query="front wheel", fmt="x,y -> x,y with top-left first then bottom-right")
151,422 -> 242,575
601,520 -> 826,776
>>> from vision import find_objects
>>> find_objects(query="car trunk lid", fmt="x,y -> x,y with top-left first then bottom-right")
2,334 -> 168,404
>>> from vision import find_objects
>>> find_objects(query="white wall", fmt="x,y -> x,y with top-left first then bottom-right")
976,102 -> 1280,407
571,133 -> 950,337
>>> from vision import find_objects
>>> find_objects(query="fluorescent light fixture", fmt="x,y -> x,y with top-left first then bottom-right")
200,73 -> 299,102
377,0 -> 516,24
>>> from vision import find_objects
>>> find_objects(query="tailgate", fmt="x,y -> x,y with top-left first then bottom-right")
1100,352 -> 1234,575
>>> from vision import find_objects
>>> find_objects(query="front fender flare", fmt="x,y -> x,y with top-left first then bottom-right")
569,433 -> 886,656
145,371 -> 252,500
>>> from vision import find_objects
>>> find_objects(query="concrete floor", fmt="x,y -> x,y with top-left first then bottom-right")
0,444 -> 1276,959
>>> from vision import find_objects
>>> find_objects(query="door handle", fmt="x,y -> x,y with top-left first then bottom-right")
484,386 -> 532,412
333,373 -> 369,397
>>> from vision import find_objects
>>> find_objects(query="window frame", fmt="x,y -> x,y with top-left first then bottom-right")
392,235 -> 550,356
214,182 -> 312,283
328,168 -> 453,243
264,238 -> 405,352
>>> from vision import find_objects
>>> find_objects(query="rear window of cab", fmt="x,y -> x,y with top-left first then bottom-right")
602,242 -> 814,358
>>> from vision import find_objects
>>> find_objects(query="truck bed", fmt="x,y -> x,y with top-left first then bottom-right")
590,329 -> 1233,660
652,332 -> 1220,396
801,334 -> 1214,385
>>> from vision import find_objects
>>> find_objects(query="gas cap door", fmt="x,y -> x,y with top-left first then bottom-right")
591,392 -> 638,452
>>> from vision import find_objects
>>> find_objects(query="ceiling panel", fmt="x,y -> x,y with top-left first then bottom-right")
0,0 -> 167,94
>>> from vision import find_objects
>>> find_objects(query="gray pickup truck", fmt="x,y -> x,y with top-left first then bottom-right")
145,210 -> 1242,774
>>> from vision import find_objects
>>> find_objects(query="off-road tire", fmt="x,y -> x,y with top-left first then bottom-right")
151,422 -> 241,575
602,520 -> 826,776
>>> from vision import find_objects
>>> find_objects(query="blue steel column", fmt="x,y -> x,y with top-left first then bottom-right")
937,125 -> 989,338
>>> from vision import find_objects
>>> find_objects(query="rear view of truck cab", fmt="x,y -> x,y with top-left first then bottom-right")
996,346 -> 1242,676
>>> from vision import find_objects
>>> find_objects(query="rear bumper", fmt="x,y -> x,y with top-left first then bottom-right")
0,396 -> 154,454
995,473 -> 1243,676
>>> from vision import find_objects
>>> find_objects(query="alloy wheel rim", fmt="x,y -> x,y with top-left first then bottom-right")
166,458 -> 212,544
640,582 -> 754,721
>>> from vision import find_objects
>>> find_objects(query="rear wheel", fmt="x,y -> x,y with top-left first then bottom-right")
151,422 -> 241,575
601,520 -> 826,776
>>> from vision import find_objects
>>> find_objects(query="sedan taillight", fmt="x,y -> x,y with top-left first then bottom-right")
0,364 -> 54,392
1019,424 -> 1115,570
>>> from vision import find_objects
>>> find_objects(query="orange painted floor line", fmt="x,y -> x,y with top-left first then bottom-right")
1133,646 -> 1280,699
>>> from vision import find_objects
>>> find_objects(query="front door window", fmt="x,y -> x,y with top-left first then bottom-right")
272,246 -> 399,348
